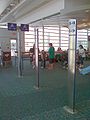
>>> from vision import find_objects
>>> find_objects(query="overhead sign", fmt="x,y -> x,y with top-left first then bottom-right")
68,19 -> 77,49
8,23 -> 29,31
68,19 -> 76,34
20,24 -> 29,31
8,23 -> 17,31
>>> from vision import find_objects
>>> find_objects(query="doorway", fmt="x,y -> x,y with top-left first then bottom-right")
11,39 -> 16,56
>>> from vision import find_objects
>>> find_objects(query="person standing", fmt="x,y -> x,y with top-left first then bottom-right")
31,43 -> 39,69
32,44 -> 35,69
78,45 -> 86,68
48,43 -> 55,70
0,47 -> 3,66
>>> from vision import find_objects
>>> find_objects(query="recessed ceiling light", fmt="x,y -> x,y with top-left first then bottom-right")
10,3 -> 16,6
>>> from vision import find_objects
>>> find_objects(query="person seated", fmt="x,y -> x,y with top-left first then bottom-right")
62,51 -> 68,69
55,47 -> 63,62
40,50 -> 46,68
57,47 -> 63,54
75,50 -> 80,69
29,48 -> 34,53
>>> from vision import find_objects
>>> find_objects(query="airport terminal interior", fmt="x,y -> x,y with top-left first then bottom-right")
0,0 -> 90,120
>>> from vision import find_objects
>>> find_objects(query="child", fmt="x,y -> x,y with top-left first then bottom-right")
40,50 -> 46,68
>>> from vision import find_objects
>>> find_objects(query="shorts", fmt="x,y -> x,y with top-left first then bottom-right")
49,58 -> 54,64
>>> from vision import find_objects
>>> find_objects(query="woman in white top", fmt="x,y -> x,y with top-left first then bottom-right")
78,45 -> 86,68
0,47 -> 3,66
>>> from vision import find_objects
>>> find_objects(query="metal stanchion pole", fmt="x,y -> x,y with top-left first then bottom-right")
42,26 -> 44,50
17,27 -> 22,77
59,25 -> 61,48
34,28 -> 39,89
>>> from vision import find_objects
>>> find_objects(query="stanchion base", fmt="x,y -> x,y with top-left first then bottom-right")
33,86 -> 39,90
63,106 -> 77,114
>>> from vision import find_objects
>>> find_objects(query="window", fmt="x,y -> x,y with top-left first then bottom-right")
25,26 -> 88,51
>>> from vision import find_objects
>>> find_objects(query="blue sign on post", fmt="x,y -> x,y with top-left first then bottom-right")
8,23 -> 17,31
20,24 -> 29,31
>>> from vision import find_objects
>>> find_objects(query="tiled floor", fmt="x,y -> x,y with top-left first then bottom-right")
0,60 -> 90,120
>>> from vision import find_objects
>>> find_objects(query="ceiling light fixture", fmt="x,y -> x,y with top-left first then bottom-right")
10,3 -> 16,6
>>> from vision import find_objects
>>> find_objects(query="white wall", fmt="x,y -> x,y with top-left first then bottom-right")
0,28 -> 25,52
0,0 -> 13,14
0,28 -> 11,52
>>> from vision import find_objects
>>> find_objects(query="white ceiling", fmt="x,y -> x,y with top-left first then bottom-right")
0,0 -> 13,14
0,0 -> 90,29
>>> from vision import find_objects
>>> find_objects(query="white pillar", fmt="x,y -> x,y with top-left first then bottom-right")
64,19 -> 77,114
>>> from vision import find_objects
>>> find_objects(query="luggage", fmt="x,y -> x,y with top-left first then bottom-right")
79,66 -> 90,75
